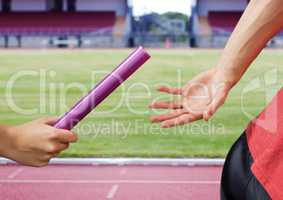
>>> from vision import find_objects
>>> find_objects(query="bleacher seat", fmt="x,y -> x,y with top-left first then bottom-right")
208,11 -> 243,34
0,12 -> 116,35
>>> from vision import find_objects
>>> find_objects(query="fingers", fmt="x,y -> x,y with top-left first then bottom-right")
35,117 -> 59,126
55,143 -> 69,152
157,86 -> 182,95
150,86 -> 184,125
50,143 -> 69,155
37,143 -> 69,166
161,113 -> 201,128
44,142 -> 69,155
52,129 -> 78,143
149,100 -> 183,110
150,109 -> 185,123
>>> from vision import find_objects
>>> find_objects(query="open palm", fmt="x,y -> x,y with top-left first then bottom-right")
149,69 -> 232,128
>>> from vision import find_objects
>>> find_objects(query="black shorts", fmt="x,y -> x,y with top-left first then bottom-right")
221,133 -> 271,200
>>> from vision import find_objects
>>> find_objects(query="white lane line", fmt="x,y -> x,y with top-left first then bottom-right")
0,157 -> 225,166
0,179 -> 220,185
7,168 -> 24,179
106,184 -> 119,199
119,168 -> 127,176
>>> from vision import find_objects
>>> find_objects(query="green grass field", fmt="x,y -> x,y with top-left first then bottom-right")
0,49 -> 282,158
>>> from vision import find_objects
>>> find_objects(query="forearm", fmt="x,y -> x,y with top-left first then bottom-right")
216,0 -> 283,85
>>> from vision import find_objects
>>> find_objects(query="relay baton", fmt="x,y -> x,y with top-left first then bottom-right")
54,46 -> 150,130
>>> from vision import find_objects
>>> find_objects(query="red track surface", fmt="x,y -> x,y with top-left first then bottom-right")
0,165 -> 222,200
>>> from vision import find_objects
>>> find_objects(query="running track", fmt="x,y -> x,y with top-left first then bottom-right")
0,165 -> 222,200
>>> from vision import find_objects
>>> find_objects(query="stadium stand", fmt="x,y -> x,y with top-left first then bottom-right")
208,11 -> 242,34
0,0 -> 132,48
0,12 -> 116,35
190,0 -> 248,47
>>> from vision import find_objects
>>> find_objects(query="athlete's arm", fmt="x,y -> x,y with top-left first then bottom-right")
216,0 -> 283,84
150,0 -> 283,128
0,117 -> 77,167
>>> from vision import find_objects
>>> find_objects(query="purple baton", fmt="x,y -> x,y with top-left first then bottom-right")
54,46 -> 151,130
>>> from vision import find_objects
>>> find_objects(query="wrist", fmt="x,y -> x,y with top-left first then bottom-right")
213,66 -> 240,88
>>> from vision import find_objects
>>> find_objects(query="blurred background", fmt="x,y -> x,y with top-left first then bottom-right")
1,0 -> 280,49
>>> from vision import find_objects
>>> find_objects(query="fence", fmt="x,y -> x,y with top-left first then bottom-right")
192,34 -> 283,48
1,33 -> 283,49
0,33 -> 128,48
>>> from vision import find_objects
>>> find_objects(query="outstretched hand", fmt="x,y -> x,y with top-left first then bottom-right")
149,68 -> 233,128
